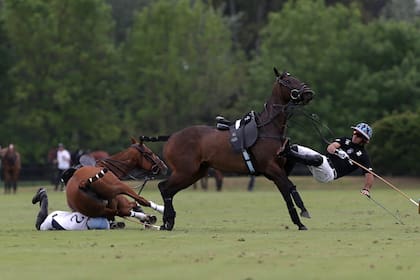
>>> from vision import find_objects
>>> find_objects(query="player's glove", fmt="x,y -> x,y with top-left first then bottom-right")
360,188 -> 370,198
335,149 -> 350,160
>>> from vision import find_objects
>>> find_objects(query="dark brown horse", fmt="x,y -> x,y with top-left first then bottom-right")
155,68 -> 314,230
65,138 -> 168,220
1,144 -> 21,194
193,168 -> 224,191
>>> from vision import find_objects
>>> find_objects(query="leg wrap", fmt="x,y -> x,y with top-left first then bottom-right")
290,186 -> 306,210
288,207 -> 300,225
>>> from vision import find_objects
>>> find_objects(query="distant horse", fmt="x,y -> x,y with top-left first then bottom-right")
1,144 -> 21,194
149,68 -> 314,231
65,138 -> 168,220
193,168 -> 224,191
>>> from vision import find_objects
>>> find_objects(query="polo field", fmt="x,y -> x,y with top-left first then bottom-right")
1,176 -> 419,280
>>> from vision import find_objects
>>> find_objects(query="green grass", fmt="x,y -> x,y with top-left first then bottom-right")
1,176 -> 420,280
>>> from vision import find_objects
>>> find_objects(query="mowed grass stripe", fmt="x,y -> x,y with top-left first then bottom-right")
1,176 -> 419,280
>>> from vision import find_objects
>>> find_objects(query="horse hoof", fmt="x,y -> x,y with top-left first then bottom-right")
147,215 -> 157,224
300,210 -> 311,219
159,224 -> 173,231
298,225 -> 308,230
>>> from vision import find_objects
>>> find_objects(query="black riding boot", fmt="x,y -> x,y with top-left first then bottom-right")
286,145 -> 323,167
34,190 -> 48,230
290,185 -> 311,218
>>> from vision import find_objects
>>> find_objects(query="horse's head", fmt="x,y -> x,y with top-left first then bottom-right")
130,138 -> 168,176
272,67 -> 314,105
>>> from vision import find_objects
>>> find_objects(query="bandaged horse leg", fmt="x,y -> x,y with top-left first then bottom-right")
276,180 -> 307,230
129,210 -> 157,224
290,185 -> 311,218
284,191 -> 307,230
158,179 -> 177,230
114,195 -> 157,224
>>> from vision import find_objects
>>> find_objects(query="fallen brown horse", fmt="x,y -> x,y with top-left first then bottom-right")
1,144 -> 21,194
147,68 -> 314,231
65,138 -> 168,220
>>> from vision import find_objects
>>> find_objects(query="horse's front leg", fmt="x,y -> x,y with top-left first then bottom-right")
267,168 -> 307,230
278,185 -> 307,230
157,170 -> 206,231
158,179 -> 177,231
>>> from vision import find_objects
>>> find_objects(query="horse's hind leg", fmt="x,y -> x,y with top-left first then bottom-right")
108,182 -> 164,214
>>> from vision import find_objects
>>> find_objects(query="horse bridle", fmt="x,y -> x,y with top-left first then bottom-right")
276,75 -> 313,104
130,143 -> 163,175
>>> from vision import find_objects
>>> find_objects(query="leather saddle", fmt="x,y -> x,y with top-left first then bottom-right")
216,111 -> 258,153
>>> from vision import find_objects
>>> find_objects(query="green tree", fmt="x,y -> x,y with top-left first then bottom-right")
0,11 -> 14,133
3,0 -> 120,163
339,19 -> 420,126
246,0 -> 420,152
370,112 -> 420,175
106,0 -> 152,44
244,0 -> 363,149
121,0 -> 245,137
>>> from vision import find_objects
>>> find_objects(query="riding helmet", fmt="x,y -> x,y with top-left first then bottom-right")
351,122 -> 373,140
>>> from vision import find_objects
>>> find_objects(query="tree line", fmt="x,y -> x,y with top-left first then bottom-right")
0,0 -> 419,175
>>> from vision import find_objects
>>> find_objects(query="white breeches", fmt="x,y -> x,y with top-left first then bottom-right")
294,145 -> 336,183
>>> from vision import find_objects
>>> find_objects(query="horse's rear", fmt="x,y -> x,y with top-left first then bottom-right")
66,166 -> 120,218
162,125 -> 248,191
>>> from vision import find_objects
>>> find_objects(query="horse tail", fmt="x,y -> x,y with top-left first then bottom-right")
139,135 -> 171,142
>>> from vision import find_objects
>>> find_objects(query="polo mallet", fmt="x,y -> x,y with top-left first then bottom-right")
349,158 -> 420,212
123,216 -> 161,230
365,195 -> 404,224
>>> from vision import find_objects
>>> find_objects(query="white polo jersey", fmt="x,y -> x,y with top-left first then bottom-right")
40,211 -> 109,231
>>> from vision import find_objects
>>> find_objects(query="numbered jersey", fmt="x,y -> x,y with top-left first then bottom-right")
40,211 -> 105,231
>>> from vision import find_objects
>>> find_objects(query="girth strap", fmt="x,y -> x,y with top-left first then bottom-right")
242,150 -> 256,175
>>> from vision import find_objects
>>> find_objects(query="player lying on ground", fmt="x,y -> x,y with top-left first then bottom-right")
32,188 -> 157,230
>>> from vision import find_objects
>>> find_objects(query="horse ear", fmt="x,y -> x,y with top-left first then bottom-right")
273,67 -> 280,77
280,71 -> 290,79
130,137 -> 138,144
